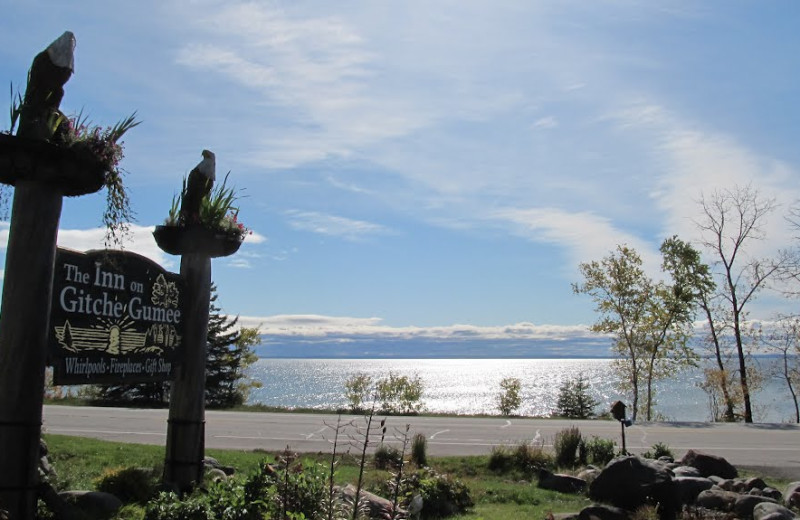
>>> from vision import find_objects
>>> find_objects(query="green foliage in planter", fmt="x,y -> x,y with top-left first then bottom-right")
166,172 -> 250,241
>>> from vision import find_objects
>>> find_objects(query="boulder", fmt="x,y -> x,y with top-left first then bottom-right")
338,484 -> 406,519
784,481 -> 800,509
576,468 -> 601,485
672,466 -> 702,478
762,488 -> 783,501
588,456 -> 679,519
679,449 -> 738,479
734,494 -> 780,519
537,469 -> 587,494
58,491 -> 122,520
746,477 -> 768,491
695,489 -> 739,512
674,476 -> 714,504
753,502 -> 797,520
203,455 -> 235,476
578,504 -> 629,520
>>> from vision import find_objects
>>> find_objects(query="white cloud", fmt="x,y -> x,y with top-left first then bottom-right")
56,225 -> 173,267
610,101 -> 800,259
236,313 -> 596,341
493,207 -> 663,275
286,210 -> 390,241
532,116 -> 558,129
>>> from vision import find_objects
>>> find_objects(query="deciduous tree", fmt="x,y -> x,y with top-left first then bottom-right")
574,240 -> 701,421
695,185 -> 784,423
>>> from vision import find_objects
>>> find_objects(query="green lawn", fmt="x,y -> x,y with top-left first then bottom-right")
42,434 -> 590,519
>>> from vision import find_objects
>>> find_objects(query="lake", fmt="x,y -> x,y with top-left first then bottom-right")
246,357 -> 798,423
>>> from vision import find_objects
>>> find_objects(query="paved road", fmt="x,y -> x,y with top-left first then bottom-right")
43,405 -> 800,474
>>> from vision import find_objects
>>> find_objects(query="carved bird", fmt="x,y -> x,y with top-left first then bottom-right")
20,31 -> 76,140
180,149 -> 216,224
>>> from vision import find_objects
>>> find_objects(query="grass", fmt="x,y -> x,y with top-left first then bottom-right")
42,434 -> 590,519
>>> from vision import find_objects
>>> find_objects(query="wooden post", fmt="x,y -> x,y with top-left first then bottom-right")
0,183 -> 63,518
164,254 -> 212,491
0,32 -> 75,519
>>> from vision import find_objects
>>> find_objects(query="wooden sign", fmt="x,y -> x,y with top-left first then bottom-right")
48,248 -> 185,384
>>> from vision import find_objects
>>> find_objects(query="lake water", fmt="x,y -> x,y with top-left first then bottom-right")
247,357 -> 798,423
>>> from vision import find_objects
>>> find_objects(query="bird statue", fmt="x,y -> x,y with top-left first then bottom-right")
19,31 -> 76,140
179,149 -> 216,225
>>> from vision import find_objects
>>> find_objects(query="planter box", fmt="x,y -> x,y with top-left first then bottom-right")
153,225 -> 243,258
0,133 -> 106,196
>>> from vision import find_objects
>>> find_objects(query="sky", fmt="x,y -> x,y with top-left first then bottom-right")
1,1 -> 799,355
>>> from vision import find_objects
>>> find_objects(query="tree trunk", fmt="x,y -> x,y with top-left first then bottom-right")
703,304 -> 736,421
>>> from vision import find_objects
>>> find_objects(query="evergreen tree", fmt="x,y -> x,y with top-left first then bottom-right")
555,374 -> 598,419
205,287 -> 261,408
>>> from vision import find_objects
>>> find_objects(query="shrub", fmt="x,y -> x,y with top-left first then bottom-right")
411,433 -> 428,467
642,442 -> 674,460
555,374 -> 598,419
488,442 -> 553,475
488,445 -> 515,474
247,453 -> 327,520
376,372 -> 425,414
406,467 -> 473,518
584,436 -> 616,466
344,373 -> 373,412
553,426 -> 583,468
374,444 -> 403,470
497,377 -> 522,416
94,466 -> 158,504
515,441 -> 553,474
144,492 -> 211,520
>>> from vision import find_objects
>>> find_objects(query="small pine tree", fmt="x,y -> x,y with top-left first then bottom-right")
555,373 -> 598,419
205,286 -> 261,408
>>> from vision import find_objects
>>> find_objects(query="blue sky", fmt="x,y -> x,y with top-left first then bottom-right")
1,1 -> 799,352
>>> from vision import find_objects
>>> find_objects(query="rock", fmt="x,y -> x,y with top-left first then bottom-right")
205,468 -> 228,483
674,476 -> 714,504
658,455 -> 675,464
716,479 -> 736,491
203,456 -> 235,476
672,466 -> 702,478
588,456 -> 679,519
695,489 -> 739,512
784,481 -> 800,509
763,487 -> 783,501
550,513 -> 580,520
338,484 -> 406,519
679,449 -> 738,479
747,477 -> 768,491
753,502 -> 797,520
578,504 -> 629,520
576,468 -> 601,485
58,491 -> 122,520
537,469 -> 587,494
734,494 -> 780,519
